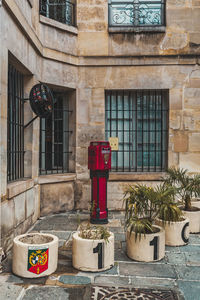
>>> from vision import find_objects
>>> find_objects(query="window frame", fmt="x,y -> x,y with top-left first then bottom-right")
39,0 -> 76,27
105,89 -> 169,173
39,92 -> 72,175
108,0 -> 166,30
7,64 -> 25,182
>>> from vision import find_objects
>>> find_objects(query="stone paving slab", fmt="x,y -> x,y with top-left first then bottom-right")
188,234 -> 200,245
40,230 -> 71,240
175,265 -> 200,280
177,280 -> 200,300
179,244 -> 200,253
59,275 -> 91,285
165,246 -> 181,253
94,275 -> 130,286
130,276 -> 177,289
78,264 -> 118,277
185,252 -> 200,266
119,262 -> 177,278
22,286 -> 70,300
166,252 -> 186,265
0,283 -> 24,300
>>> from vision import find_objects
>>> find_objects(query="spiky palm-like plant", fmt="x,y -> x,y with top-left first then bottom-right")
156,183 -> 183,222
123,184 -> 162,240
163,167 -> 200,211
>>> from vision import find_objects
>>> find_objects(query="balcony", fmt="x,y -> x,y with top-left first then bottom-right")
40,0 -> 76,27
108,0 -> 165,30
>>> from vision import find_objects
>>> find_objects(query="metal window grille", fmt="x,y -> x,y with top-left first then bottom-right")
105,90 -> 169,172
7,64 -> 24,182
40,0 -> 76,26
108,0 -> 165,27
39,92 -> 72,174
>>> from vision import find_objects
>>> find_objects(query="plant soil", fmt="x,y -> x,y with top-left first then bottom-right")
19,234 -> 53,244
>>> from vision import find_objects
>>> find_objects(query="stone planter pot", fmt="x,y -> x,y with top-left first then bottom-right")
72,231 -> 114,272
12,233 -> 58,278
155,217 -> 189,246
126,225 -> 165,262
192,198 -> 200,209
183,210 -> 200,233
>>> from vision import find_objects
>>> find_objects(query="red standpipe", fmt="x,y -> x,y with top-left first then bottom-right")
88,141 -> 111,224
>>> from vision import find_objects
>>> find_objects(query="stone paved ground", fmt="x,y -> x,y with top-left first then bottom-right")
1,211 -> 200,300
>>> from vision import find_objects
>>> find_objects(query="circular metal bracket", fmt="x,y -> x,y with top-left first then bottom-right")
29,83 -> 54,118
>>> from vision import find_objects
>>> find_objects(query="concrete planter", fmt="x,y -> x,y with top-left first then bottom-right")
155,217 -> 189,246
12,233 -> 58,278
72,231 -> 114,272
126,225 -> 165,262
192,199 -> 200,209
183,210 -> 200,233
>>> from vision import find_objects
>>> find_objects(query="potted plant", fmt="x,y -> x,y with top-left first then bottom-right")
124,184 -> 165,262
72,223 -> 114,272
163,167 -> 200,233
155,183 -> 190,246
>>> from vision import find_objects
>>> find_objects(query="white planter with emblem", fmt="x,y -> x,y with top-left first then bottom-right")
155,217 -> 190,246
12,233 -> 58,278
126,225 -> 165,262
72,231 -> 114,272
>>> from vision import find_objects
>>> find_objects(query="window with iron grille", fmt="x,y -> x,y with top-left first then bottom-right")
40,92 -> 71,174
108,0 -> 165,27
40,0 -> 76,26
7,64 -> 24,182
105,90 -> 169,172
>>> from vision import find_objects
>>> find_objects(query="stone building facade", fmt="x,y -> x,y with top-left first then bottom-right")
1,0 -> 200,253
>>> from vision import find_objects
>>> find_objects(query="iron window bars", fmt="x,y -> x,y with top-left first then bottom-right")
39,92 -> 72,175
40,0 -> 76,26
7,64 -> 24,182
108,0 -> 165,27
105,90 -> 169,172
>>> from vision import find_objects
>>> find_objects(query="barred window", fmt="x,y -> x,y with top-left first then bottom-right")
40,0 -> 76,26
40,92 -> 71,174
108,0 -> 165,27
7,64 -> 24,182
105,90 -> 169,172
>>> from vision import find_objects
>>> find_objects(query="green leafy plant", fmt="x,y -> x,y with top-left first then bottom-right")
124,183 -> 183,240
123,184 -> 162,240
156,183 -> 183,222
78,222 -> 111,243
163,167 -> 200,211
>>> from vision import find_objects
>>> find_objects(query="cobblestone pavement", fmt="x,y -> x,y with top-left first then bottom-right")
1,211 -> 200,300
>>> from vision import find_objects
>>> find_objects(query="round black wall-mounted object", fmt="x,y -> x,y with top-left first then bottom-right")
29,83 -> 54,118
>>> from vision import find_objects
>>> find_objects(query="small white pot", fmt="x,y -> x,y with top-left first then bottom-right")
183,210 -> 200,233
12,233 -> 58,278
126,225 -> 165,262
72,231 -> 114,272
155,217 -> 189,246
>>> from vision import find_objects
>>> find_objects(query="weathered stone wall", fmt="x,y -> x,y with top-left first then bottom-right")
77,0 -> 200,56
38,175 -> 76,216
1,184 -> 40,252
1,0 -> 200,250
75,64 -> 200,209
0,1 -> 78,252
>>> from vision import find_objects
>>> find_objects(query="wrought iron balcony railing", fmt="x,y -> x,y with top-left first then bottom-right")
108,0 -> 165,27
40,0 -> 76,27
